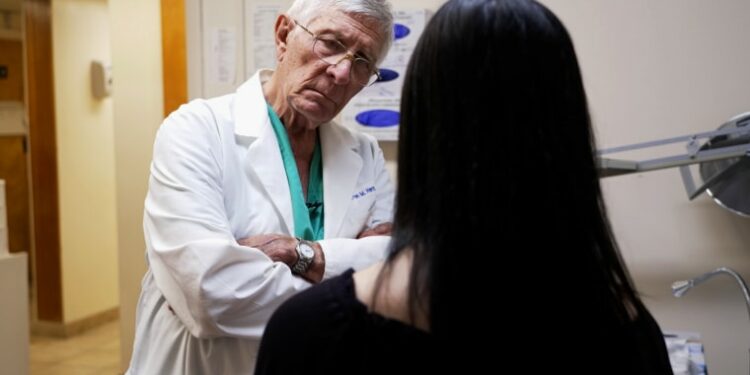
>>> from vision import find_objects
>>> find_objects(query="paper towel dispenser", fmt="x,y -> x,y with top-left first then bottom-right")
91,60 -> 112,99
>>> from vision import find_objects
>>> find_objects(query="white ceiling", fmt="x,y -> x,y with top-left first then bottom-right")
0,0 -> 21,12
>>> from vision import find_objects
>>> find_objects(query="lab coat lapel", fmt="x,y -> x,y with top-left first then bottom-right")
234,70 -> 294,235
321,123 -> 362,237
246,130 -> 294,235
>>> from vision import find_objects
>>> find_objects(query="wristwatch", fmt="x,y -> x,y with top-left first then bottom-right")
292,238 -> 315,274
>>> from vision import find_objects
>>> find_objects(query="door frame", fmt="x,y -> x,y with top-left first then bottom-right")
25,0 -> 62,322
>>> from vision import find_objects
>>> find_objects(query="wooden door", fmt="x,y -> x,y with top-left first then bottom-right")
0,135 -> 31,254
0,39 -> 24,102
26,0 -> 63,321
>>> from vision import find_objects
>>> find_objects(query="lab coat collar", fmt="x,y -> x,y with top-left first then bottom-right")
233,69 -> 273,138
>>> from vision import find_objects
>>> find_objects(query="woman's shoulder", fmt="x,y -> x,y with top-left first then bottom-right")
353,251 -> 430,332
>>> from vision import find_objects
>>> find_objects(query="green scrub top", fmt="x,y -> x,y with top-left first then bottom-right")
267,104 -> 324,240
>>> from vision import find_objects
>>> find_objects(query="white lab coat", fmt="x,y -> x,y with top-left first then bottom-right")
126,70 -> 394,374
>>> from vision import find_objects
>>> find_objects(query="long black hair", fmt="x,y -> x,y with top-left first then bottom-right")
378,0 -> 670,369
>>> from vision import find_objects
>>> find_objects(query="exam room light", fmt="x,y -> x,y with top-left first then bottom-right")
598,111 -> 750,216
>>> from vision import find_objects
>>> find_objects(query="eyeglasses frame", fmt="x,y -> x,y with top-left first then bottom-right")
293,19 -> 382,87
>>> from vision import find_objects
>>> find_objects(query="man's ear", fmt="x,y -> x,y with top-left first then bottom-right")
274,14 -> 293,62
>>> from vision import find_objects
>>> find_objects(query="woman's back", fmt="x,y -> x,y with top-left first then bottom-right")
256,255 -> 673,374
254,268 -> 438,374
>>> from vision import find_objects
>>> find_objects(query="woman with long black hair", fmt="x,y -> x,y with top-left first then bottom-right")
255,1 -> 674,373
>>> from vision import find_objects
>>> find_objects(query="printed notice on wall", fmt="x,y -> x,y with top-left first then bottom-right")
246,2 -> 284,75
210,27 -> 237,84
341,9 -> 431,141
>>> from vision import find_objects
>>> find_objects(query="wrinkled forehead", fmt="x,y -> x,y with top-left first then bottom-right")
306,10 -> 389,61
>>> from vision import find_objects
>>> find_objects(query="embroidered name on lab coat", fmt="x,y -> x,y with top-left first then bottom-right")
352,186 -> 376,200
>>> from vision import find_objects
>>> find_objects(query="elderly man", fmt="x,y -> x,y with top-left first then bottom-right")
126,1 -> 394,373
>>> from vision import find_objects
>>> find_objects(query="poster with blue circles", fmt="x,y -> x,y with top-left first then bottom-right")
341,9 -> 431,141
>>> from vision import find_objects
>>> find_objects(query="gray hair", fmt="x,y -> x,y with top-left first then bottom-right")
287,0 -> 394,64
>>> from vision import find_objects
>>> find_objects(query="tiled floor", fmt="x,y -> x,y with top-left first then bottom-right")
29,319 -> 122,375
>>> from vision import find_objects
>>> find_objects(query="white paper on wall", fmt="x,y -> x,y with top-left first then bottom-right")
210,27 -> 238,85
246,2 -> 284,74
341,9 -> 431,141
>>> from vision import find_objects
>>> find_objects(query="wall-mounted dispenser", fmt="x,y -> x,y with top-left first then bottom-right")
90,60 -> 112,99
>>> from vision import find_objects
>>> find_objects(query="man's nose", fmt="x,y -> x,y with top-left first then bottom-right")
327,54 -> 354,85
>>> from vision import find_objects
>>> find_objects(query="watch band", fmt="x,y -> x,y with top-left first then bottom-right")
292,238 -> 314,274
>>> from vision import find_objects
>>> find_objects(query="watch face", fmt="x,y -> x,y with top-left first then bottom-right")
300,243 -> 315,259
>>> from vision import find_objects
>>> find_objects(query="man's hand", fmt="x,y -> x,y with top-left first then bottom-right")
238,234 -> 297,266
357,222 -> 393,238
237,234 -> 325,284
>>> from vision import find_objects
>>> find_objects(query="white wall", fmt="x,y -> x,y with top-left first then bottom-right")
540,1 -> 750,374
109,0 -> 163,369
52,0 -> 119,324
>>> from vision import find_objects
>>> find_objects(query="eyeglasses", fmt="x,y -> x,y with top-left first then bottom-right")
294,19 -> 381,87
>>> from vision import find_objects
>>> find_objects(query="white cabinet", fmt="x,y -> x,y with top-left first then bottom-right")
0,253 -> 29,375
